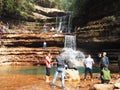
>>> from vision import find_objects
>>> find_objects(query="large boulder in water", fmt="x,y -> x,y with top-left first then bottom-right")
65,69 -> 80,81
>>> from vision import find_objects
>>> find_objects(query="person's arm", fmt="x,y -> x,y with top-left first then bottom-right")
92,58 -> 95,64
83,59 -> 86,67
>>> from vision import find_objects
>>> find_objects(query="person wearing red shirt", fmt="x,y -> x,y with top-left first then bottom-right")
45,52 -> 52,82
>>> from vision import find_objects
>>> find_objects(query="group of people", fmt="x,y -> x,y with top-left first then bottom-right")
0,23 -> 10,46
98,52 -> 111,83
43,24 -> 55,33
44,51 -> 111,89
83,52 -> 111,83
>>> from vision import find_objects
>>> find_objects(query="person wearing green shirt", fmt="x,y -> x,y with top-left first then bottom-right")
101,65 -> 111,84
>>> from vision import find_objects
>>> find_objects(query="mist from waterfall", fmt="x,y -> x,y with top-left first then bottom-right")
63,35 -> 85,67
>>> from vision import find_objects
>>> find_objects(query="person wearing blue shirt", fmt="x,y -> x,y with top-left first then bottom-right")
99,52 -> 109,80
99,52 -> 109,69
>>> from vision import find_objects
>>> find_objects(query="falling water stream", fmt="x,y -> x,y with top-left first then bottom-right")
63,35 -> 85,67
56,12 -> 72,33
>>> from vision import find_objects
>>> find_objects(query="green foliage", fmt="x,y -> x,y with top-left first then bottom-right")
71,0 -> 88,16
3,0 -> 17,13
71,0 -> 120,18
2,0 -> 35,17
18,0 -> 35,15
54,0 -> 73,11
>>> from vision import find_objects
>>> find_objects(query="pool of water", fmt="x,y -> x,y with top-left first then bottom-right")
0,66 -> 99,75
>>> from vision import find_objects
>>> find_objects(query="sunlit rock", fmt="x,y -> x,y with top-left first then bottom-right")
93,84 -> 114,90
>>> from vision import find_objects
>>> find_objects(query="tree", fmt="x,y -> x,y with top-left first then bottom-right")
2,0 -> 35,18
54,0 -> 73,11
71,0 -> 88,16
0,0 -> 3,17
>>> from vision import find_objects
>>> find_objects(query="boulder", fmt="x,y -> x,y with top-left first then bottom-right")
65,69 -> 80,81
93,84 -> 114,90
114,78 -> 120,89
114,83 -> 120,89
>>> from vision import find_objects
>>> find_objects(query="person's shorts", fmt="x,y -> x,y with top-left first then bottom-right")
46,68 -> 51,76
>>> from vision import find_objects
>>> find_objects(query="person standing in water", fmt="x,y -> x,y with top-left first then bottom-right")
45,52 -> 52,82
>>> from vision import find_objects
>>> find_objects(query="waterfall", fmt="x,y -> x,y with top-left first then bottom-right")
56,17 -> 58,30
64,35 -> 76,50
56,12 -> 72,33
63,35 -> 85,67
56,16 -> 67,33
67,12 -> 72,33
58,22 -> 62,31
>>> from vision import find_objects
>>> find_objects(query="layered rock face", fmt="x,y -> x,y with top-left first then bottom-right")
0,23 -> 64,65
76,16 -> 120,66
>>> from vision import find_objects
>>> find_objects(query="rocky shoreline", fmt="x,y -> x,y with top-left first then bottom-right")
0,73 -> 120,90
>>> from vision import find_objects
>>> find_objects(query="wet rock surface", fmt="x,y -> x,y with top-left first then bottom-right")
0,73 -> 119,90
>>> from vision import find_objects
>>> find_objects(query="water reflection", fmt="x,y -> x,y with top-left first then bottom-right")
0,66 -> 99,75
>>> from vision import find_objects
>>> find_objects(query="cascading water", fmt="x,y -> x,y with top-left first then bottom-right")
56,12 -> 85,67
56,16 -> 67,33
58,22 -> 62,31
63,35 -> 85,67
64,35 -> 76,50
56,12 -> 72,33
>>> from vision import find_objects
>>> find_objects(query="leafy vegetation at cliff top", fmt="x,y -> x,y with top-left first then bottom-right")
0,0 -> 120,21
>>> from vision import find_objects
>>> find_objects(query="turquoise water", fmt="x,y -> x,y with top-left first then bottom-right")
0,66 -> 99,75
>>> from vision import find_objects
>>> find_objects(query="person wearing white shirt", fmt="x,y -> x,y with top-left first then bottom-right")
83,54 -> 94,80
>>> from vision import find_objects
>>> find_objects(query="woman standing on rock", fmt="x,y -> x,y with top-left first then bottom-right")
45,52 -> 52,82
